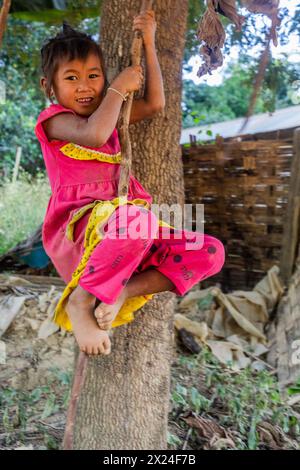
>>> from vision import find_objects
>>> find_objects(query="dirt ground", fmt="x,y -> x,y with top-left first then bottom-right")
1,278 -> 299,450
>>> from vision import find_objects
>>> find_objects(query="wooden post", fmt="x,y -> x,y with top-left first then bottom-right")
62,351 -> 88,450
280,128 -> 300,284
12,146 -> 22,183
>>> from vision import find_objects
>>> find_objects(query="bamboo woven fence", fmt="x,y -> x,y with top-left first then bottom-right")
182,129 -> 297,291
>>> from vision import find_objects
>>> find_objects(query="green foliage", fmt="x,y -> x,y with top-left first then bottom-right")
11,0 -> 55,12
167,431 -> 182,448
0,367 -> 72,448
209,350 -> 300,443
0,15 -> 100,176
182,62 -> 261,128
182,56 -> 300,129
0,172 -> 51,256
171,361 -> 213,415
1,3 -> 299,176
11,0 -> 102,24
184,0 -> 206,70
287,377 -> 300,396
0,19 -> 46,174
171,348 -> 300,450
262,57 -> 300,111
11,0 -> 297,60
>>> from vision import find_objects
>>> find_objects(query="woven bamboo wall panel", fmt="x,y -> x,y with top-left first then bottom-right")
182,138 -> 294,291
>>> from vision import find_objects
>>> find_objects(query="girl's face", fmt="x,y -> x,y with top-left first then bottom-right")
51,52 -> 105,117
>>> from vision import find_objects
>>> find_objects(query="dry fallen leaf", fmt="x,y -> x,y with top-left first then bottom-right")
174,314 -> 208,343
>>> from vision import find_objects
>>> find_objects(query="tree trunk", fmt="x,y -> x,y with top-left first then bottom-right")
73,0 -> 188,450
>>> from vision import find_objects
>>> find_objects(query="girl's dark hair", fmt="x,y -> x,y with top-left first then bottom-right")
40,21 -> 108,102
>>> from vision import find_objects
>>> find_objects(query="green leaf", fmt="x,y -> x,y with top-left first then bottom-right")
176,384 -> 187,396
287,386 -> 300,396
167,432 -> 182,447
172,390 -> 187,407
41,394 -> 58,419
247,415 -> 258,450
30,388 -> 42,403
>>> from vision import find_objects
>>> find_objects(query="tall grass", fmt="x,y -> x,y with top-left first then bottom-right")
0,172 -> 51,256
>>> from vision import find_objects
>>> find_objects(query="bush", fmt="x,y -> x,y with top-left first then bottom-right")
0,171 -> 50,256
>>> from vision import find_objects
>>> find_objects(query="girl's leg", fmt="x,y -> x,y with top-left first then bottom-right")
66,286 -> 111,356
95,269 -> 175,329
127,226 -> 225,299
75,204 -> 159,330
94,219 -> 224,330
95,230 -> 225,331
126,269 -> 175,297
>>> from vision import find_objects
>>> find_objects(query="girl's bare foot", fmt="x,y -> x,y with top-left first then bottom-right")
66,285 -> 111,355
94,289 -> 128,330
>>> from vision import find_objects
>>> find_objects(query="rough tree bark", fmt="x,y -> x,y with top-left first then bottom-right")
73,0 -> 188,450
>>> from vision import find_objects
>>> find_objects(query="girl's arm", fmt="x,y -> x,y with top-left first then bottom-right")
130,10 -> 165,124
43,92 -> 125,148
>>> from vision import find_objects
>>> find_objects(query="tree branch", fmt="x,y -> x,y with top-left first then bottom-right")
117,0 -> 153,200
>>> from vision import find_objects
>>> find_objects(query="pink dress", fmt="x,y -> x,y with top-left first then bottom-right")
35,103 -> 225,304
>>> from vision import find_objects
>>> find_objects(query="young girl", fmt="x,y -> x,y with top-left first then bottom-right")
35,12 -> 225,357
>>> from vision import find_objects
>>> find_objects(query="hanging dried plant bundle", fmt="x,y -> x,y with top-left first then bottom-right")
197,0 -> 244,77
197,0 -> 280,77
197,0 -> 226,49
197,43 -> 224,77
242,0 -> 280,46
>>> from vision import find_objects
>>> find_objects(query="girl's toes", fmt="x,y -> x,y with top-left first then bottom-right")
99,321 -> 111,330
96,317 -> 103,327
94,309 -> 103,320
95,313 -> 101,323
96,315 -> 109,325
98,311 -> 113,323
94,305 -> 106,318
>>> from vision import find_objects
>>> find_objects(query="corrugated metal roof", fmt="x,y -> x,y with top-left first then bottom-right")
180,105 -> 300,144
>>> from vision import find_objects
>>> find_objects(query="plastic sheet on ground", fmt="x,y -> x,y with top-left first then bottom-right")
175,265 -> 284,369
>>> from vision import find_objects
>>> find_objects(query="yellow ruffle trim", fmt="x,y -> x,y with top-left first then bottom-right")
60,142 -> 122,164
54,196 -> 172,331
